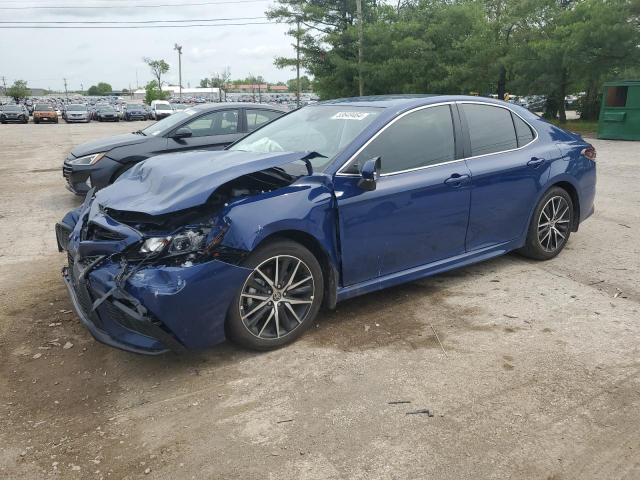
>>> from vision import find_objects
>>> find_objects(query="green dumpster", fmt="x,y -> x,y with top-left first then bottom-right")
598,80 -> 640,140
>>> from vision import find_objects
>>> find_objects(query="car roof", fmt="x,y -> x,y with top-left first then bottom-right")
190,103 -> 288,112
317,94 -> 518,111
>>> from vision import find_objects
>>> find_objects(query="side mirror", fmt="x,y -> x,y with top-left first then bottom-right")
172,127 -> 192,139
357,157 -> 381,191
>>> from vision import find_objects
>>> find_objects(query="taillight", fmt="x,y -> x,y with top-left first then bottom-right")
581,146 -> 596,161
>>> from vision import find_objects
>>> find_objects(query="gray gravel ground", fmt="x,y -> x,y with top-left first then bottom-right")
0,121 -> 639,479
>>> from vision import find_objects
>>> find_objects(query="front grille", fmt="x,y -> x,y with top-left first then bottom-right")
63,165 -> 72,179
101,300 -> 165,338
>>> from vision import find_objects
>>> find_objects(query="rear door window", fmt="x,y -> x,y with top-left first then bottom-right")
462,104 -> 518,156
345,105 -> 456,174
246,109 -> 282,132
184,110 -> 239,137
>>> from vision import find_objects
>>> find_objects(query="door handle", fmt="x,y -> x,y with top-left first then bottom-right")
527,157 -> 546,168
444,173 -> 470,188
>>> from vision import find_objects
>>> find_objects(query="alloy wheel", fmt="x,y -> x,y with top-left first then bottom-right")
537,196 -> 571,252
239,255 -> 315,339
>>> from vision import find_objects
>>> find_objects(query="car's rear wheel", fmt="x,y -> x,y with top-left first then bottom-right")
519,187 -> 573,260
226,239 -> 324,350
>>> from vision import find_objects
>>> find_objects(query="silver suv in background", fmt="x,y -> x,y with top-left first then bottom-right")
64,104 -> 91,123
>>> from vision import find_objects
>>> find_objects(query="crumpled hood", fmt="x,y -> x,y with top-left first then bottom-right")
70,133 -> 148,157
94,149 -> 310,216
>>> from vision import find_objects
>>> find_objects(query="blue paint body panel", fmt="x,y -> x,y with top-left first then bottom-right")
57,95 -> 596,354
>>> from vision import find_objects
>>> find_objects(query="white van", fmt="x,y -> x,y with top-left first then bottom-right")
150,100 -> 173,120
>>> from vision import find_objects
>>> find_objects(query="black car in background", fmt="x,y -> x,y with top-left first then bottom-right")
0,104 -> 29,123
123,104 -> 147,121
62,103 -> 287,195
96,106 -> 119,122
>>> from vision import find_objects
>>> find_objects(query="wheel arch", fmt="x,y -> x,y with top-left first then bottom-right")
551,180 -> 580,232
254,230 -> 339,310
527,176 -> 582,236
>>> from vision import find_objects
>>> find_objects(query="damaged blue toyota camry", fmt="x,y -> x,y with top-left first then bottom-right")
56,95 -> 596,354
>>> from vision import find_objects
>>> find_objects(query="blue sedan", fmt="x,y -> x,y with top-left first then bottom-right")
56,95 -> 596,354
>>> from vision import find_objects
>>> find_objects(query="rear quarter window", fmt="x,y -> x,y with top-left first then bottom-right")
463,104 -> 518,156
512,114 -> 535,147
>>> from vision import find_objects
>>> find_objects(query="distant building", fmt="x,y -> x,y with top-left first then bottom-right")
28,88 -> 48,96
132,85 -> 221,101
226,83 -> 289,93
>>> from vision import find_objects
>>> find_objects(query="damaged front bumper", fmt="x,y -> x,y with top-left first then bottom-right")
57,196 -> 253,355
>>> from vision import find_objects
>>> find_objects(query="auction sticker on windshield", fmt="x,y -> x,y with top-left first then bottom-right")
331,111 -> 371,120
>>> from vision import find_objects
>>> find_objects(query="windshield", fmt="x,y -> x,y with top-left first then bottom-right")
3,105 -> 20,111
229,105 -> 382,170
67,105 -> 86,111
142,109 -> 195,136
99,107 -> 115,112
35,104 -> 53,111
127,104 -> 140,109
172,104 -> 187,110
156,103 -> 172,111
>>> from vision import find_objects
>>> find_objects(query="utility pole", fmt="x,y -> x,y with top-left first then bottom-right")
1,76 -> 6,97
296,19 -> 301,108
80,83 -> 84,95
356,0 -> 364,96
174,43 -> 183,100
63,78 -> 68,101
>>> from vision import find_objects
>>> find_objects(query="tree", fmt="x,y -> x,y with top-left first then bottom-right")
268,0 -> 640,111
144,80 -> 168,105
87,82 -> 113,96
144,58 -> 170,88
7,80 -> 29,101
210,67 -> 232,101
287,76 -> 311,91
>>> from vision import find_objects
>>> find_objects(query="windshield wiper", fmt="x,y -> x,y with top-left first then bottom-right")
299,151 -> 325,175
133,130 -> 146,136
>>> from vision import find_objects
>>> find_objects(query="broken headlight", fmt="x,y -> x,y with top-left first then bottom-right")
138,224 -> 230,259
140,229 -> 208,256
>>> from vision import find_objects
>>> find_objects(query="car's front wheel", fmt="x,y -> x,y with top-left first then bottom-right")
519,187 -> 574,260
226,239 -> 324,350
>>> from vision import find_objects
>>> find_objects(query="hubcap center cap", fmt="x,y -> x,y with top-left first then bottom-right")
273,292 -> 282,301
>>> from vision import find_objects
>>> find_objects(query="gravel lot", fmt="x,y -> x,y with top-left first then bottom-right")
1,122 -> 639,479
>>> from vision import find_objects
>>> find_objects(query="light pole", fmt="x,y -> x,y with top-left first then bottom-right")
174,43 -> 182,100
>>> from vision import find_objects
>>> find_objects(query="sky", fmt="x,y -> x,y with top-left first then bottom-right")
0,0 -> 298,92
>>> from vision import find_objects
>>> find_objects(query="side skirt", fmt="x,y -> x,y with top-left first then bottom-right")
336,239 -> 521,303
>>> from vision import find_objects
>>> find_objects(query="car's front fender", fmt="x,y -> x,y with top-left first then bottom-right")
220,175 -> 340,269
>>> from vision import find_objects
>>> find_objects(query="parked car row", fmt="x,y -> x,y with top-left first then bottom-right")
0,104 -> 29,123
55,95 -> 597,356
62,103 -> 287,194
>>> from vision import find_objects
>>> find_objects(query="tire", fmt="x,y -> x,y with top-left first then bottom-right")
226,239 -> 324,351
34,119 -> 39,124
518,187 -> 574,260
